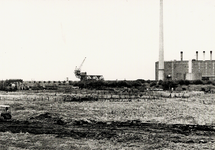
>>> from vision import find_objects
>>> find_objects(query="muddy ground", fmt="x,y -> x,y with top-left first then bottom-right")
0,92 -> 215,149
0,112 -> 214,149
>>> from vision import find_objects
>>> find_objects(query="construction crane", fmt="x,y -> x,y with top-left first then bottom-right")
74,57 -> 104,81
78,57 -> 86,71
74,57 -> 87,80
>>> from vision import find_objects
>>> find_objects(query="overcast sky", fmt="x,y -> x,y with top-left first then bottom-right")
0,0 -> 215,81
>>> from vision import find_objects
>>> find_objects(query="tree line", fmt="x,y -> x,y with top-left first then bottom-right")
0,79 -> 214,91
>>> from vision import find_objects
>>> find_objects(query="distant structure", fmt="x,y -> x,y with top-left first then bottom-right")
74,57 -> 104,81
155,51 -> 215,81
2,79 -> 24,90
158,0 -> 164,81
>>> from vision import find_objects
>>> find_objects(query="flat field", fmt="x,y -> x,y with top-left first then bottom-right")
0,91 -> 214,149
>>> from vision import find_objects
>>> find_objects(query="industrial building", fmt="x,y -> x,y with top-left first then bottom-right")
155,51 -> 215,81
156,1 -> 215,81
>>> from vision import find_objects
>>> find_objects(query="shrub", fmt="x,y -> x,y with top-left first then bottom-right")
136,79 -> 145,84
184,80 -> 190,85
206,80 -> 212,84
87,80 -> 105,89
116,81 -> 131,88
158,80 -> 163,85
146,80 -> 151,83
161,81 -> 178,91
131,81 -> 142,87
178,80 -> 185,85
193,80 -> 203,85
31,86 -> 44,90
150,82 -> 157,87
182,87 -> 187,91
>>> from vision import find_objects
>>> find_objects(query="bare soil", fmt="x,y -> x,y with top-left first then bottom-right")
0,91 -> 214,149
0,117 -> 214,149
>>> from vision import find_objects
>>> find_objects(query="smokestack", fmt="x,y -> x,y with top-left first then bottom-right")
180,51 -> 183,61
210,51 -> 212,60
196,51 -> 198,60
203,51 -> 205,61
158,0 -> 164,80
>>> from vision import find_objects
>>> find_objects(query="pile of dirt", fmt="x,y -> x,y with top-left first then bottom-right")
71,119 -> 215,136
0,119 -> 214,145
167,116 -> 197,124
72,119 -> 144,127
30,112 -> 66,125
33,112 -> 52,120
63,95 -> 98,102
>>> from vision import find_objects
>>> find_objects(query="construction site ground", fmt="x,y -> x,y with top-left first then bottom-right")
0,91 -> 214,149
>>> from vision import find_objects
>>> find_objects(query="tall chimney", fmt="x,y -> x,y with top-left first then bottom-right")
203,51 -> 205,61
210,51 -> 212,60
158,0 -> 164,80
196,51 -> 198,60
180,51 -> 183,61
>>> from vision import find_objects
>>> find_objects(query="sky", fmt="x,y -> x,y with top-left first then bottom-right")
0,0 -> 215,81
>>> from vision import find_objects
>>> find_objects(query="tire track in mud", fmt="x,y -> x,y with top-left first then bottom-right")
0,119 -> 214,144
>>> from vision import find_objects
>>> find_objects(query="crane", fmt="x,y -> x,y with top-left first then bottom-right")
74,57 -> 87,80
74,57 -> 104,81
77,57 -> 86,71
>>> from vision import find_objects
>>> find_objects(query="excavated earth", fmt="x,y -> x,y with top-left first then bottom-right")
0,92 -> 214,148
0,113 -> 214,145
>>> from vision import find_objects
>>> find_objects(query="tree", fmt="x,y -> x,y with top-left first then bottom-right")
131,80 -> 142,87
117,81 -> 131,88
184,80 -> 190,85
161,81 -> 178,91
193,80 -> 203,85
150,82 -> 156,87
136,79 -> 145,84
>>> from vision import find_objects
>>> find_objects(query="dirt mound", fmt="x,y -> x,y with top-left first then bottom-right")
30,112 -> 66,125
167,116 -> 197,124
63,95 -> 98,102
56,119 -> 66,125
71,119 -> 147,128
33,112 -> 52,120
0,119 -> 214,145
73,119 -> 96,125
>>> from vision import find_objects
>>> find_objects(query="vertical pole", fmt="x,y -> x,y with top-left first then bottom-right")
158,0 -> 164,81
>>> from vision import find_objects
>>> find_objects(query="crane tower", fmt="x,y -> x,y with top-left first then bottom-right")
74,57 -> 104,81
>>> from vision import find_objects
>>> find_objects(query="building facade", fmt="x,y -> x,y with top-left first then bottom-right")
155,51 -> 215,81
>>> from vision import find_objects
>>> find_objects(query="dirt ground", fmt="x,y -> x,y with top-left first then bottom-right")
0,91 -> 214,149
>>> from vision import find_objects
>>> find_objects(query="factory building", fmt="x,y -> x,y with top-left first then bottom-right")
155,51 -> 215,81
